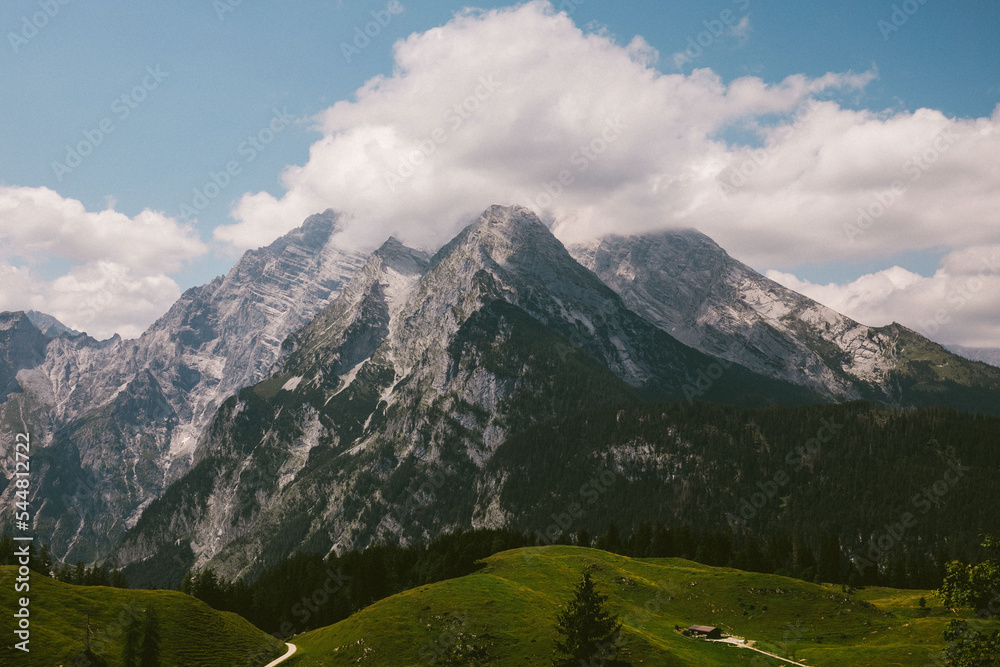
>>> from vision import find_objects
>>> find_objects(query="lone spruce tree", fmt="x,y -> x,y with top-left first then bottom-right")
553,571 -> 623,666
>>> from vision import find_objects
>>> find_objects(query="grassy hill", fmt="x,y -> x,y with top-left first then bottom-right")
0,565 -> 285,666
285,545 -> 998,666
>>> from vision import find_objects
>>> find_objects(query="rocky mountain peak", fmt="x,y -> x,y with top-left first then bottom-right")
24,310 -> 83,338
474,204 -> 556,246
0,311 -> 50,401
429,205 -> 562,270
0,310 -> 32,331
374,236 -> 432,274
291,208 -> 344,247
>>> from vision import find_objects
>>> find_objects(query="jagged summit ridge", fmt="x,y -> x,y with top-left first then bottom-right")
570,228 -> 1000,405
0,211 -> 367,563
6,203 -> 1000,577
112,206 -> 823,580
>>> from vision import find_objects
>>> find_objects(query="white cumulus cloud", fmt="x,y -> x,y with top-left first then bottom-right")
209,0 -> 999,346
215,1 -> 887,254
767,244 -> 1000,348
0,186 -> 206,339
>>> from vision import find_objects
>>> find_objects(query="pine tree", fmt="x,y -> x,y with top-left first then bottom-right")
122,601 -> 142,667
110,569 -> 130,589
595,522 -> 622,553
180,569 -> 195,595
140,605 -> 161,667
818,531 -> 842,584
38,544 -> 53,577
552,571 -> 622,666
76,614 -> 108,666
73,561 -> 86,585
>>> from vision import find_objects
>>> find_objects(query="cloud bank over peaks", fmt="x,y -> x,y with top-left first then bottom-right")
0,186 -> 205,339
215,0 -> 944,265
768,244 -> 1000,348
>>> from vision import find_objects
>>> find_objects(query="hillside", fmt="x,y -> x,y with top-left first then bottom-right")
481,401 -> 1000,567
0,565 -> 285,666
285,546 -> 997,666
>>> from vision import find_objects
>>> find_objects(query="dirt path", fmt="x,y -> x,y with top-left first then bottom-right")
708,636 -> 809,665
263,642 -> 297,666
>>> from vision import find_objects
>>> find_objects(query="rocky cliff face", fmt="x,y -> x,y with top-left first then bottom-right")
6,205 -> 999,578
0,210 -> 366,563
0,312 -> 51,402
570,230 -> 1000,410
113,206 -> 815,581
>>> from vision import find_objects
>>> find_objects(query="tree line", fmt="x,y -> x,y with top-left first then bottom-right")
174,521 -> 957,638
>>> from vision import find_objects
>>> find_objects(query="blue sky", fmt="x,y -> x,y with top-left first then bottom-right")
1,0 -> 998,344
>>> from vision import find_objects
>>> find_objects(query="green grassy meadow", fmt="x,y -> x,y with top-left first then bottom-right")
5,546 -> 997,665
0,565 -> 285,666
285,546 -> 997,666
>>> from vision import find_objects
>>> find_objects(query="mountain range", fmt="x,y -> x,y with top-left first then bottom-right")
2,204 -> 998,582
948,344 -> 1000,369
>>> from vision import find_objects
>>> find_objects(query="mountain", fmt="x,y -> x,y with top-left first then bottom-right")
0,210 -> 367,564
570,230 -> 1000,413
24,310 -> 82,338
6,204 -> 999,585
114,205 -> 818,582
0,312 -> 50,402
948,344 -> 1000,369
